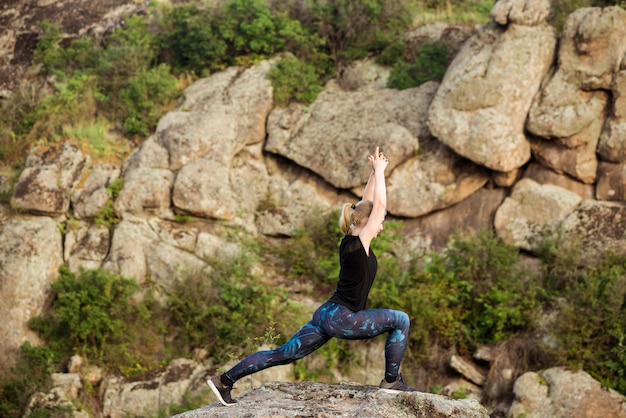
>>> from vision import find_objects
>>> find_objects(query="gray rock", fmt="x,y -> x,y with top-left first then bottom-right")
428,19 -> 556,172
102,358 -> 206,418
174,381 -> 489,418
114,166 -> 175,219
494,179 -> 582,252
71,162 -> 121,219
266,82 -> 436,189
256,155 -> 351,237
523,162 -> 594,200
530,105 -> 606,184
401,188 -> 506,255
387,137 -> 489,217
509,367 -> 626,418
527,7 -> 626,182
596,161 -> 626,201
598,69 -> 626,163
560,199 -> 626,262
11,143 -> 87,215
64,221 -> 110,272
103,216 -> 209,286
0,216 -> 63,368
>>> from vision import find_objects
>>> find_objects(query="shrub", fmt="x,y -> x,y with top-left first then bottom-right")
0,84 -> 38,167
33,21 -> 65,77
442,229 -> 543,346
270,208 -> 343,290
0,343 -> 57,417
97,14 -> 161,117
29,266 -> 151,371
218,0 -> 285,57
120,64 -> 179,137
267,56 -> 323,106
156,4 -> 229,75
547,254 -> 626,394
27,71 -> 99,143
306,0 -> 413,66
371,229 -> 543,358
387,40 -> 450,90
167,253 -> 302,363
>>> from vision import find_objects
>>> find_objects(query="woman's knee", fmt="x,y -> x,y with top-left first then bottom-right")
395,310 -> 410,329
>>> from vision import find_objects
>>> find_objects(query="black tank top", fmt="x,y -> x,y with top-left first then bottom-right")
328,234 -> 378,311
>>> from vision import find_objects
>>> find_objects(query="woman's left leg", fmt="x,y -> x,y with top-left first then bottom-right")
318,303 -> 410,382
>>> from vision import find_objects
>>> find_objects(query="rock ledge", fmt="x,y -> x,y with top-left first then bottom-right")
173,381 -> 489,418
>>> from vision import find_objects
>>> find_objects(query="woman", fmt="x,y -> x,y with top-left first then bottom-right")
208,146 -> 415,406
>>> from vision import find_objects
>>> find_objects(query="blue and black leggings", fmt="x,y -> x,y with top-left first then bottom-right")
224,301 -> 410,383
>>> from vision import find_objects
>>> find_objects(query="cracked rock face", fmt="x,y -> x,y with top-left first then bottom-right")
0,0 -> 146,96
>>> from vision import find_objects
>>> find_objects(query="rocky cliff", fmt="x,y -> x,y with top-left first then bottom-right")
2,0 -> 626,417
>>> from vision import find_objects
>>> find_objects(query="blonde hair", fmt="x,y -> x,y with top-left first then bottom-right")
339,200 -> 374,234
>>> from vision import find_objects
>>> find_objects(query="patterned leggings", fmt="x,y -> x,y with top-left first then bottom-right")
225,301 -> 410,383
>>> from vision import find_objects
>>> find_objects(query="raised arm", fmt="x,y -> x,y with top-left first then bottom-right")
359,147 -> 388,253
362,164 -> 376,202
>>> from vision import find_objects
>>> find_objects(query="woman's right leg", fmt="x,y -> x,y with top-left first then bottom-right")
224,321 -> 331,383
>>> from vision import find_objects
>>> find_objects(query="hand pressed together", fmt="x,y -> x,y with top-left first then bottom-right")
368,146 -> 388,173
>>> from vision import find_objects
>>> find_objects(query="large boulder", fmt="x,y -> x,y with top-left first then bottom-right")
165,63 -> 274,222
265,81 -> 436,190
103,216 -> 214,286
428,0 -> 556,172
64,221 -> 110,272
401,188 -> 506,256
523,162 -> 594,200
559,199 -> 626,261
11,143 -> 87,215
114,136 -> 174,219
509,367 -> 626,418
102,358 -> 206,418
494,179 -> 582,252
386,136 -> 489,218
71,162 -> 121,219
256,155 -> 354,237
527,6 -> 626,183
0,216 -> 63,368
596,161 -> 626,201
530,105 -> 606,183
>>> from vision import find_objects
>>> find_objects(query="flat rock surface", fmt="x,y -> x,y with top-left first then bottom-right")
174,381 -> 489,418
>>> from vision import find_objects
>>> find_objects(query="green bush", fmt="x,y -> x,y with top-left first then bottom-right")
27,71 -> 99,142
167,253 -> 302,363
0,343 -> 57,417
156,0 -> 325,77
218,0 -> 285,57
307,0 -> 413,65
387,40 -> 450,90
156,4 -> 229,75
267,56 -> 323,106
270,208 -> 343,289
547,254 -> 626,394
120,64 -> 179,137
444,229 -> 543,345
96,14 -> 161,111
29,266 -> 151,370
371,229 -> 543,357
